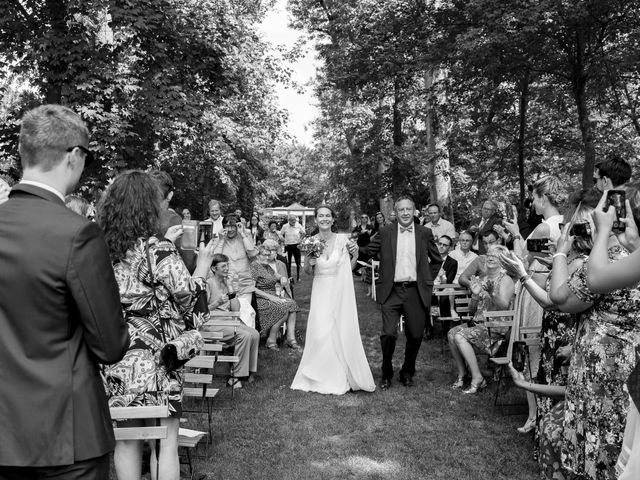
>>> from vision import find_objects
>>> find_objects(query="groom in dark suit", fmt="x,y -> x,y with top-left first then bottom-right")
0,105 -> 129,479
362,196 -> 442,389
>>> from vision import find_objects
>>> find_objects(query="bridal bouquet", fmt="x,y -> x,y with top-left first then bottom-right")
300,236 -> 326,258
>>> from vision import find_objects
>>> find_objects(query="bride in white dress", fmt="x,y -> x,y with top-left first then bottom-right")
291,205 -> 376,395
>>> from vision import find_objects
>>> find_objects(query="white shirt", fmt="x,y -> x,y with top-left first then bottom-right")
449,248 -> 478,283
280,222 -> 305,245
20,180 -> 65,202
394,224 -> 417,282
424,218 -> 456,241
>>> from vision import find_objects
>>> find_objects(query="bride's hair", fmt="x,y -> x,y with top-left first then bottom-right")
314,204 -> 335,218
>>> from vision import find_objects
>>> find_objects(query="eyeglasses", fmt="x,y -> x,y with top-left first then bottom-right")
437,242 -> 451,248
66,145 -> 94,165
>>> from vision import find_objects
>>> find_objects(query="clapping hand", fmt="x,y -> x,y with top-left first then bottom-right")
499,250 -> 527,279
469,275 -> 483,295
347,239 -> 359,257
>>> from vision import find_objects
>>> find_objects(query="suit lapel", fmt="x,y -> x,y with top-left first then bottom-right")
391,223 -> 398,268
414,224 -> 422,264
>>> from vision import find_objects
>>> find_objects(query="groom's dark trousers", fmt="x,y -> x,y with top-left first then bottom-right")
362,221 -> 442,381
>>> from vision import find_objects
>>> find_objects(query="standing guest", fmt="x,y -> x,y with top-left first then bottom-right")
234,208 -> 248,227
214,214 -> 259,302
361,196 -> 442,389
0,104 -> 129,478
469,199 -> 502,254
449,230 -> 478,283
353,213 -> 373,275
593,154 -> 632,193
205,253 -> 259,389
280,214 -> 306,281
182,208 -> 191,220
248,213 -> 265,245
264,220 -> 287,263
204,199 -> 224,236
98,170 -> 214,480
388,210 -> 397,222
373,211 -> 387,233
423,203 -> 456,241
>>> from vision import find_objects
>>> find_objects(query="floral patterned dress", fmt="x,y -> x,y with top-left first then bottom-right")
250,259 -> 300,335
447,271 -> 511,354
103,237 -> 208,417
557,245 -> 640,480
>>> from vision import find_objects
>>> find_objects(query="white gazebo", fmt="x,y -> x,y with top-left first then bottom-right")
262,202 -> 315,229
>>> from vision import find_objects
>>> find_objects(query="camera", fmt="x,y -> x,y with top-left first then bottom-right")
227,292 -> 237,300
181,220 -> 199,250
606,190 -> 626,233
526,238 -> 549,253
570,222 -> 592,238
511,341 -> 527,372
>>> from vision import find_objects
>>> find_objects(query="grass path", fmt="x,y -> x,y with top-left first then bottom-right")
189,272 -> 539,480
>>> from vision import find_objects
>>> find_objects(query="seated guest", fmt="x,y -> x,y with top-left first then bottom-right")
458,230 -> 502,288
264,220 -> 287,264
213,214 -> 259,303
449,230 -> 478,283
469,199 -> 502,254
182,208 -> 191,220
250,242 -> 302,352
98,170 -> 214,480
423,203 -> 456,241
447,245 -> 515,394
248,214 -> 265,245
429,235 -> 458,337
205,253 -> 259,389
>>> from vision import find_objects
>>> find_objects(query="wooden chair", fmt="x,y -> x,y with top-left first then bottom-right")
357,260 -> 379,301
431,284 -> 471,352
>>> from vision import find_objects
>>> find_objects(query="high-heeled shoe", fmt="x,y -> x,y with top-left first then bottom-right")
451,376 -> 465,389
286,338 -> 303,352
517,417 -> 536,433
462,378 -> 487,394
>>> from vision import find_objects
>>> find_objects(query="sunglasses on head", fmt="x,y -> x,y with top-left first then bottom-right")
67,145 -> 95,165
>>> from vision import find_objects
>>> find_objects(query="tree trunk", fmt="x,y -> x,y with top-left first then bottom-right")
571,30 -> 596,188
425,68 -> 453,222
516,70 -> 530,209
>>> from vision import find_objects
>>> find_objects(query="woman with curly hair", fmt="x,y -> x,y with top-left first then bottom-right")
97,170 -> 215,480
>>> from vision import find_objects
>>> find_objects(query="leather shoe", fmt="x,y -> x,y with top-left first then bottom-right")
380,378 -> 391,390
399,374 -> 414,387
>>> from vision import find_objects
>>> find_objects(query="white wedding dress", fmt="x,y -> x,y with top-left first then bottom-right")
291,234 -> 375,395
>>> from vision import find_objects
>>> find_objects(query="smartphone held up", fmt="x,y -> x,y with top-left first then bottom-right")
606,190 -> 626,233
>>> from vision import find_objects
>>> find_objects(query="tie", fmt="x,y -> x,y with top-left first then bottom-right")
400,225 -> 413,233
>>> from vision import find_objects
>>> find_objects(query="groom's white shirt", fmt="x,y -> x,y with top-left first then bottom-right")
394,226 -> 416,282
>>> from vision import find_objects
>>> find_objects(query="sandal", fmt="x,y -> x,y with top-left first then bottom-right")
451,376 -> 465,389
462,378 -> 487,395
517,417 -> 536,433
266,342 -> 279,351
286,339 -> 303,352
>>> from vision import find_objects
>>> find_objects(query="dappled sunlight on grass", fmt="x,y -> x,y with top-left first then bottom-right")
310,455 -> 405,477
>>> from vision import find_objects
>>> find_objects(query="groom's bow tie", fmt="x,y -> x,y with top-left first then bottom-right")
399,225 -> 413,233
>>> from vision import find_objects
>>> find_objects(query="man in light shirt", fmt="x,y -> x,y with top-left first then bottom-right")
423,203 -> 456,240
449,230 -> 478,283
204,199 -> 224,236
361,196 -> 442,390
280,215 -> 305,281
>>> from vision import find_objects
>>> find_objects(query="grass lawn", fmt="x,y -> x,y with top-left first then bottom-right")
183,271 -> 540,480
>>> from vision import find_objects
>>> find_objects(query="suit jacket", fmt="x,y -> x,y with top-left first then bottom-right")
0,184 -> 129,466
440,255 -> 458,284
472,213 -> 502,254
363,222 -> 442,306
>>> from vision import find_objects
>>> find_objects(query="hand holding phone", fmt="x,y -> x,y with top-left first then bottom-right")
606,190 -> 626,233
227,291 -> 237,300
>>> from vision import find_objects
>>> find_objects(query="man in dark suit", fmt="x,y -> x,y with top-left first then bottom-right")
426,235 -> 458,339
469,199 -> 502,254
362,196 -> 442,389
0,105 -> 129,479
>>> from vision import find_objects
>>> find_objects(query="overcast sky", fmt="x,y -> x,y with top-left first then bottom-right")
258,0 -> 319,145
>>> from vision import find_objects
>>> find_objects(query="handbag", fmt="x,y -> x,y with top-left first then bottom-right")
145,240 -> 203,372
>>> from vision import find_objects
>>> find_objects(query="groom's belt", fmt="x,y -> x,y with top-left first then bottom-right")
393,281 -> 417,288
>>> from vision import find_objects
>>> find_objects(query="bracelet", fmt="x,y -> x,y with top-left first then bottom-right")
552,252 -> 567,260
519,274 -> 532,285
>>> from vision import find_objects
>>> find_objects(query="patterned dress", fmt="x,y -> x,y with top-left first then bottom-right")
447,271 -> 511,355
550,245 -> 640,480
103,237 -> 208,417
250,259 -> 300,335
